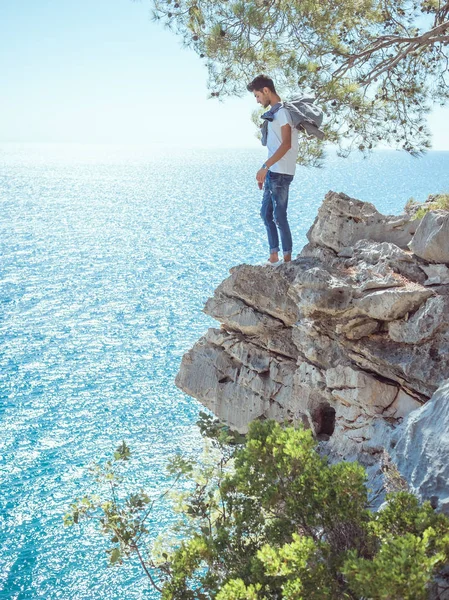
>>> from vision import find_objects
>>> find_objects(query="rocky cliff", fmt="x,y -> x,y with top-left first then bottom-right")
176,191 -> 449,511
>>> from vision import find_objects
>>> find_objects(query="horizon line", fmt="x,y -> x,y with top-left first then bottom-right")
1,142 -> 449,152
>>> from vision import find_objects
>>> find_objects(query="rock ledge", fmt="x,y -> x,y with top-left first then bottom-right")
176,191 -> 449,510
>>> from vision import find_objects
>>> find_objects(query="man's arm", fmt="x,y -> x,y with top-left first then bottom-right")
256,123 -> 292,186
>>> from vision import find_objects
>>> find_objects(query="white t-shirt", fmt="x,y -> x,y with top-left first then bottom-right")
266,106 -> 299,176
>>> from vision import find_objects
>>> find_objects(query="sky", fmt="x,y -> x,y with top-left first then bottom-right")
1,0 -> 448,149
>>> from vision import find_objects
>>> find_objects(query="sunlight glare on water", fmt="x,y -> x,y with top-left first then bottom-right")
1,143 -> 449,599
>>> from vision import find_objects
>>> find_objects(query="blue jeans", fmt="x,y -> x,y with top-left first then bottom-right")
260,171 -> 294,255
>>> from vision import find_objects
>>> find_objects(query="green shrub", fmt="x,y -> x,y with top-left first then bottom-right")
65,417 -> 449,599
409,193 -> 449,220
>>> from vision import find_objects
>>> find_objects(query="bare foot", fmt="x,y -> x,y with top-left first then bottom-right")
283,253 -> 292,263
268,252 -> 279,263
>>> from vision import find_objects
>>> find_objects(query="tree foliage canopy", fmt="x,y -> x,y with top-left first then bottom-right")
65,417 -> 449,599
146,0 -> 449,165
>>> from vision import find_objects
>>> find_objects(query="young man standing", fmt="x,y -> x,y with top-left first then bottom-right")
247,74 -> 299,264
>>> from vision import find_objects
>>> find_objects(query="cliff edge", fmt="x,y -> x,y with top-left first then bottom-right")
176,191 -> 449,510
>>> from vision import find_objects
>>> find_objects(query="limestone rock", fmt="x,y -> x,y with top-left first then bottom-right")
308,191 -> 418,252
175,328 -> 298,433
218,264 -> 299,325
355,268 -> 403,293
421,263 -> 449,286
249,330 -> 299,361
326,366 -> 398,413
409,210 -> 449,263
343,334 -> 449,399
292,319 -> 349,370
383,389 -> 422,419
337,317 -> 379,340
296,361 -> 326,389
354,286 -> 433,321
348,240 -> 416,265
290,266 -> 354,316
299,242 -> 339,265
388,296 -> 447,343
176,191 -> 449,508
393,381 -> 449,513
204,293 -> 284,335
347,240 -> 426,284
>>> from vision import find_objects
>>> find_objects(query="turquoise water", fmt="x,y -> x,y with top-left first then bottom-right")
1,143 -> 449,599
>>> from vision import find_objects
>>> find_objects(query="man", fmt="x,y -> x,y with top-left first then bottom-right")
247,74 -> 299,264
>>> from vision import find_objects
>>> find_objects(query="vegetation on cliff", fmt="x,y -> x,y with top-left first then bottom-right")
65,416 -> 449,599
406,192 -> 449,219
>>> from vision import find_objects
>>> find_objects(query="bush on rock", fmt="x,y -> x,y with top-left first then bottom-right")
65,417 -> 449,599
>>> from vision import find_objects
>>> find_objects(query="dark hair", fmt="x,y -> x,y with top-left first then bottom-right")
247,74 -> 276,94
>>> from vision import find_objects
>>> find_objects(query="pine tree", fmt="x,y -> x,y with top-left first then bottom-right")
145,0 -> 449,165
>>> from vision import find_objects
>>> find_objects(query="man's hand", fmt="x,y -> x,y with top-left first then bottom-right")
256,168 -> 268,190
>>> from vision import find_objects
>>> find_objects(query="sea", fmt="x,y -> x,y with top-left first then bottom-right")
1,143 -> 449,599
